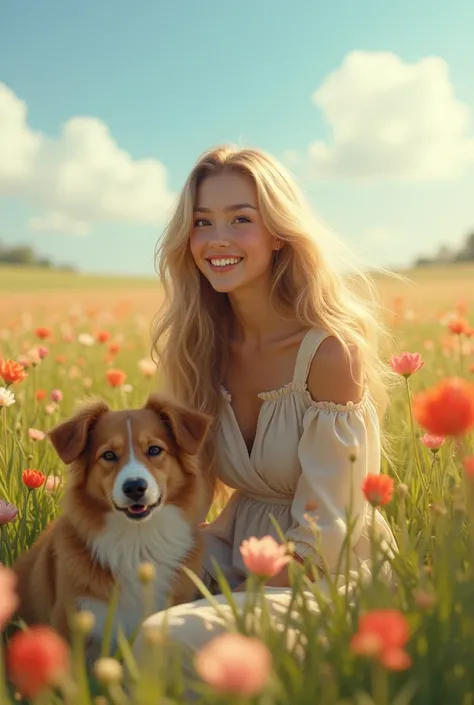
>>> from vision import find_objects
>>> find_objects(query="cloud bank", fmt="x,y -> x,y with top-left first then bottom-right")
307,51 -> 474,181
0,82 -> 175,234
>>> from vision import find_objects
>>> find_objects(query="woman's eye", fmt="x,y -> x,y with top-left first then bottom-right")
194,218 -> 210,227
102,450 -> 117,462
147,445 -> 163,457
233,216 -> 250,224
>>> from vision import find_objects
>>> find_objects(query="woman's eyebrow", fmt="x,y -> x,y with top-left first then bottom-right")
193,203 -> 257,213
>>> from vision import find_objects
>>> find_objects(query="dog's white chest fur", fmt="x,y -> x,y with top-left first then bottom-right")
77,505 -> 194,645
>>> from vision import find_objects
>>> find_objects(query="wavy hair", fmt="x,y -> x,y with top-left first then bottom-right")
152,145 -> 399,499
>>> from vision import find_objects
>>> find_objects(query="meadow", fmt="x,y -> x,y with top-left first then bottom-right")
1,263 -> 474,705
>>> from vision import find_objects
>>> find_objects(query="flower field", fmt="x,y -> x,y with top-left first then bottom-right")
1,264 -> 474,704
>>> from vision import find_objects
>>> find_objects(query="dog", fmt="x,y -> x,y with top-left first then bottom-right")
12,393 -> 212,656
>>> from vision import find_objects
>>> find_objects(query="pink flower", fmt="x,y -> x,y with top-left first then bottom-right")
0,563 -> 19,630
195,633 -> 272,696
50,389 -> 63,403
420,433 -> 445,451
28,428 -> 46,442
0,500 -> 18,525
390,352 -> 424,378
37,346 -> 49,360
45,475 -> 63,493
240,535 -> 291,578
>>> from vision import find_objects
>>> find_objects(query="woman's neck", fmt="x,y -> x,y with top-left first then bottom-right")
228,281 -> 295,346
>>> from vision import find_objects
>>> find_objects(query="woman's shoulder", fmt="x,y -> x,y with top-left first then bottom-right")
306,334 -> 364,406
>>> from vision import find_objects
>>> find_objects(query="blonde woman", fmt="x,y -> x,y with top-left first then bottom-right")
135,145 -> 396,687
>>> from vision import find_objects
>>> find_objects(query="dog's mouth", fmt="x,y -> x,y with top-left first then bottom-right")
113,498 -> 162,520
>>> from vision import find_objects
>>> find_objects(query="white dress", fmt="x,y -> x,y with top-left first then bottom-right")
132,328 -> 396,690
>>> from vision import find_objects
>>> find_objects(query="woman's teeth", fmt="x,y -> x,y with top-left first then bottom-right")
209,257 -> 242,267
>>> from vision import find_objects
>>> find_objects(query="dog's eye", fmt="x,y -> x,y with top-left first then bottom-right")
102,450 -> 118,462
147,445 -> 162,457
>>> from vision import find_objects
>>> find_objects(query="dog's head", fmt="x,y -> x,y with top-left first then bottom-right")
48,394 -> 212,523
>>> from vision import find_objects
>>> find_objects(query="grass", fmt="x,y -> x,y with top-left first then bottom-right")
0,266 -> 157,292
0,263 -> 474,704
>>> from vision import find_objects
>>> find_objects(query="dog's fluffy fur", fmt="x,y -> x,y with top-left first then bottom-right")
12,393 -> 212,653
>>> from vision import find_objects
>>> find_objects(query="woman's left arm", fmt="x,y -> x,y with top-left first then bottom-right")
265,338 -> 372,588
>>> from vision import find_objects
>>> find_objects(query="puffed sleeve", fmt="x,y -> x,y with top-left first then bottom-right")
285,396 -> 380,572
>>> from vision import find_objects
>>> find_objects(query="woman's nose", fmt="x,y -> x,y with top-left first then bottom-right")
208,237 -> 231,249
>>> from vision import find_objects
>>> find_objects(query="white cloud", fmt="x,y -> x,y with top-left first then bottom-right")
306,51 -> 474,182
0,82 -> 175,234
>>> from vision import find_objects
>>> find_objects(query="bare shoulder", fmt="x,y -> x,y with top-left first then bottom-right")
306,336 -> 364,405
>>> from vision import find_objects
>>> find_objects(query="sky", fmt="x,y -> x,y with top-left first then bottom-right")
1,0 -> 473,276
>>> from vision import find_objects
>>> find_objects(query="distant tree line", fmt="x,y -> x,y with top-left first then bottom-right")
0,242 -> 76,272
414,231 -> 474,267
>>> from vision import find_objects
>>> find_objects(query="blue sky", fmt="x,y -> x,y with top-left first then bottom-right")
1,0 -> 473,275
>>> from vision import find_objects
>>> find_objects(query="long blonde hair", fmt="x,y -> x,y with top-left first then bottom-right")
152,145 -> 398,484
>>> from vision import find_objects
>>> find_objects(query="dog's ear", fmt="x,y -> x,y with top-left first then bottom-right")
48,399 -> 110,465
145,394 -> 212,456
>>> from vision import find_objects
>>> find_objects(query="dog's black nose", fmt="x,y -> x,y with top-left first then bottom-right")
122,478 -> 148,501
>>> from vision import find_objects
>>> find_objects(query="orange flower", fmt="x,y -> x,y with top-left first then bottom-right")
96,330 -> 110,343
413,377 -> 474,437
240,535 -> 292,578
106,369 -> 126,387
35,327 -> 52,340
6,626 -> 70,698
36,389 -> 47,401
464,456 -> 474,478
22,469 -> 46,489
108,342 -> 120,354
195,633 -> 272,696
362,474 -> 394,506
448,319 -> 469,335
0,359 -> 28,385
389,352 -> 424,378
350,609 -> 411,671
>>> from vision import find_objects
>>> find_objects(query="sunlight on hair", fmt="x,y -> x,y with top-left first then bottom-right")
151,144 -> 402,493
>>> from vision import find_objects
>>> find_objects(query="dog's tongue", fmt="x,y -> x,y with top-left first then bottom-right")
129,505 -> 146,514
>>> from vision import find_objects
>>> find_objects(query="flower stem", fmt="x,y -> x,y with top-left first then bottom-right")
405,377 -> 427,492
371,660 -> 389,705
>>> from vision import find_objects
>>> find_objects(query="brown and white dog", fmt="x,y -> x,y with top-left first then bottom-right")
12,393 -> 212,654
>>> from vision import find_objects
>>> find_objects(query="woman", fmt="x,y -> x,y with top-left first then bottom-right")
134,144 -> 397,689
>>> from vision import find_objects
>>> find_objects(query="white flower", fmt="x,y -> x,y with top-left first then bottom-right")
0,388 -> 15,408
122,384 -> 133,393
138,358 -> 156,377
78,333 -> 95,347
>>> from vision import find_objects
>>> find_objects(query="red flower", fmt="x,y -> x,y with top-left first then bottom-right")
96,330 -> 110,343
0,359 -> 28,385
362,474 -> 394,506
6,626 -> 70,698
350,609 -> 411,671
106,369 -> 126,387
35,327 -> 52,340
36,389 -> 47,401
22,469 -> 46,489
413,377 -> 474,437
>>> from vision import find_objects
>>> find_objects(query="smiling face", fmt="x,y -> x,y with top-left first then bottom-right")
84,409 -> 180,522
189,170 -> 281,295
48,396 -> 212,527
